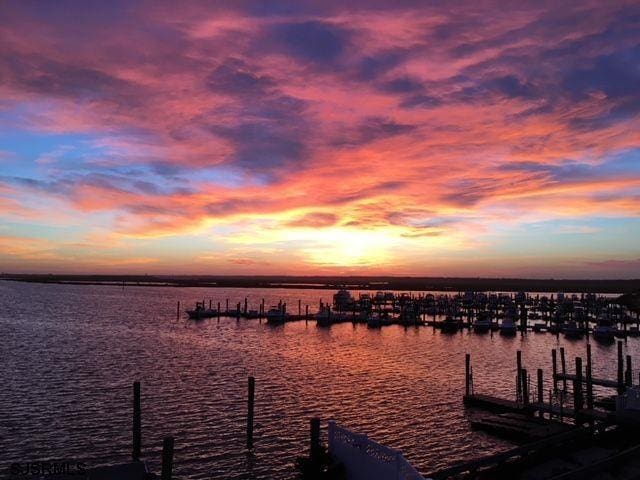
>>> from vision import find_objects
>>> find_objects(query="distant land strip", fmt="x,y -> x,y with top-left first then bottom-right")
1,274 -> 639,294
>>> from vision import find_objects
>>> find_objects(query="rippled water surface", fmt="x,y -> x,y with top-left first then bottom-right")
1,281 -> 638,479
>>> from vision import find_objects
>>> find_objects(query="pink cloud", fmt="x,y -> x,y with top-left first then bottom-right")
0,1 -> 639,274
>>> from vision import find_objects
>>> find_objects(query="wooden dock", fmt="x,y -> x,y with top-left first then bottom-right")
425,426 -> 594,479
554,373 -> 619,389
464,394 -> 523,413
470,412 -> 572,442
179,289 -> 640,337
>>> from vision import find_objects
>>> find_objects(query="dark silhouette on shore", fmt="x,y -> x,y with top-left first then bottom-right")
1,273 -> 638,294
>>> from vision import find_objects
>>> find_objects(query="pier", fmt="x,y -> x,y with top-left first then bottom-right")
180,290 -> 640,341
427,341 -> 640,479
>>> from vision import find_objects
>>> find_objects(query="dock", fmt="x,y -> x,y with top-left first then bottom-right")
179,289 -> 640,338
426,342 -> 640,479
425,426 -> 594,479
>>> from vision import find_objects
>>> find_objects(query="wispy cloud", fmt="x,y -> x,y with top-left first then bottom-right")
0,1 -> 639,275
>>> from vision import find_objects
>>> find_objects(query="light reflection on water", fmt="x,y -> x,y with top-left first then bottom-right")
1,281 -> 637,479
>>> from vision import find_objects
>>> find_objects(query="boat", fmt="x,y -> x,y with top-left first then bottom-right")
441,315 -> 459,333
562,321 -> 583,339
399,304 -> 419,325
532,322 -> 546,332
316,306 -> 348,326
548,323 -> 561,334
367,311 -> 391,327
472,312 -> 491,333
593,316 -> 617,342
499,318 -> 517,336
333,289 -> 355,312
186,302 -> 218,319
367,314 -> 382,328
266,306 -> 289,324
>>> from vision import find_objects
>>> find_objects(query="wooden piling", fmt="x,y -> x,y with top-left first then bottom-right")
552,349 -> 558,393
516,351 -> 522,402
560,347 -> 567,392
574,357 -> 583,416
247,376 -> 255,449
585,316 -> 590,339
465,353 -> 471,397
537,369 -> 543,404
626,354 -> 633,387
521,368 -> 529,407
209,299 -> 212,309
161,437 -> 174,480
176,301 -> 180,320
618,341 -> 625,394
237,302 -> 241,320
305,305 -> 309,319
226,298 -> 229,313
586,343 -> 593,410
298,299 -> 301,316
217,302 -> 221,321
310,417 -> 321,462
132,381 -> 141,461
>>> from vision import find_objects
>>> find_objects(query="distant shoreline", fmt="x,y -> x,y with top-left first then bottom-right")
1,274 -> 638,294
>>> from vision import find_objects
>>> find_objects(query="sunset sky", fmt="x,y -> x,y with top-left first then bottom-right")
1,1 -> 639,277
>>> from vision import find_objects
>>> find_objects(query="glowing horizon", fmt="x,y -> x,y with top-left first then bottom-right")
1,1 -> 639,278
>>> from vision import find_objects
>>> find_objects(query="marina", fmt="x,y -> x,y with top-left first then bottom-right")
3,1 -> 639,478
182,288 -> 640,341
2,280 -> 640,479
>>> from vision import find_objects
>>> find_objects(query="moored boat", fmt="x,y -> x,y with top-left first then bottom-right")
266,305 -> 289,323
499,318 -> 517,336
532,322 -> 546,332
186,302 -> 218,319
472,312 -> 491,333
593,315 -> 617,342
441,315 -> 460,333
367,311 -> 391,327
333,288 -> 355,312
316,306 -> 348,326
562,320 -> 583,339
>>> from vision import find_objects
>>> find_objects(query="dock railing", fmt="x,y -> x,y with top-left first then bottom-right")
328,421 -> 427,480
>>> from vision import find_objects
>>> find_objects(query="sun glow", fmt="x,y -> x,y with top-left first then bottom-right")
299,228 -> 398,267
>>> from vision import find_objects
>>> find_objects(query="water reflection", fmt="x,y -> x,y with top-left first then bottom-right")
0,281 -> 636,479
